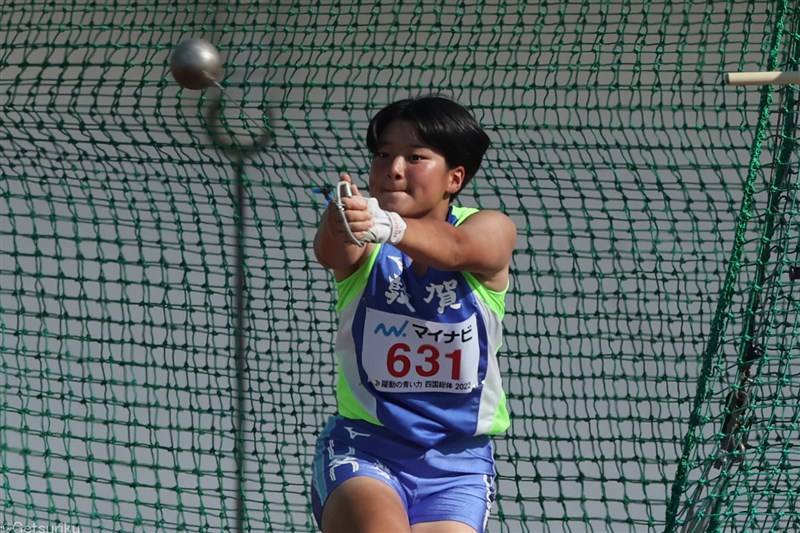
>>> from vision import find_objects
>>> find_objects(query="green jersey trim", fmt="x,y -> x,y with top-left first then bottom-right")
335,244 -> 382,312
488,389 -> 511,434
452,205 -> 509,319
336,362 -> 382,426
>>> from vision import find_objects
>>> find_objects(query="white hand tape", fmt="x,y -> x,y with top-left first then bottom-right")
362,198 -> 407,244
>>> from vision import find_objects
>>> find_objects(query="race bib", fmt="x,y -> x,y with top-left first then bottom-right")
362,308 -> 480,394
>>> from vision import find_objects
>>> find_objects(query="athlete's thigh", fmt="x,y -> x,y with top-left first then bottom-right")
311,417 -> 411,533
322,476 -> 410,533
407,472 -> 495,533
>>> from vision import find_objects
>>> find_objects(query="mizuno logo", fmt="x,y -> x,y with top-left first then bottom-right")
373,320 -> 408,337
344,426 -> 371,439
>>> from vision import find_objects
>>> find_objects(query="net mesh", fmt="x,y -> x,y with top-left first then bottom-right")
1,1 -> 798,532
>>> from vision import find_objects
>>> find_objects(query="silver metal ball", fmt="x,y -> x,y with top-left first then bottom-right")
169,38 -> 224,90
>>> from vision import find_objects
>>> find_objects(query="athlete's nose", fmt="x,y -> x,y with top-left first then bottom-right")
388,156 -> 404,179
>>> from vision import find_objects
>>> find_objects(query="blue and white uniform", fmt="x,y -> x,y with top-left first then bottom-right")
312,206 -> 510,531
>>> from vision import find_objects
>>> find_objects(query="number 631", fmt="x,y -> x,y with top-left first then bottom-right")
386,343 -> 462,380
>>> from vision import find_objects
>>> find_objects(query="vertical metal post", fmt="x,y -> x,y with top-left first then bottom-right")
233,155 -> 247,533
204,90 -> 270,533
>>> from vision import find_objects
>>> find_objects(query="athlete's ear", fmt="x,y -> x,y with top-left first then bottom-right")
447,165 -> 466,196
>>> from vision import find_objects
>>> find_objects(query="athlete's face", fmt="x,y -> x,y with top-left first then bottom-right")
368,120 -> 465,219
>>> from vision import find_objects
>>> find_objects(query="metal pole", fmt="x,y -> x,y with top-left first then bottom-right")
233,155 -> 247,533
205,90 -> 269,533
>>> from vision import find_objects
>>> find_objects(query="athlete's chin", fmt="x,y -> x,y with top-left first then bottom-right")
377,192 -> 411,211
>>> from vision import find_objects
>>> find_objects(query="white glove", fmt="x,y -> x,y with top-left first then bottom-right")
362,198 -> 407,244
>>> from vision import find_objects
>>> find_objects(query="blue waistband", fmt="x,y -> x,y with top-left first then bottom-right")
321,415 -> 496,476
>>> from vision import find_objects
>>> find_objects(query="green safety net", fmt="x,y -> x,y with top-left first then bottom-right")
1,1 -> 798,532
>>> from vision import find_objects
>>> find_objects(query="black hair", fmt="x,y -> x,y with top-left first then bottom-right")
366,96 -> 491,198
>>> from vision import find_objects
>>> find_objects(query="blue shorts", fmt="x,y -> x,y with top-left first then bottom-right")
311,415 -> 496,532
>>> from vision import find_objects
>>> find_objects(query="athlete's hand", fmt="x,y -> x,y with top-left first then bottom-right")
361,198 -> 407,244
331,175 -> 370,246
333,175 -> 406,245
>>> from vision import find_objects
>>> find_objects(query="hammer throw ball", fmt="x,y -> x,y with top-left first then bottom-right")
169,38 -> 224,90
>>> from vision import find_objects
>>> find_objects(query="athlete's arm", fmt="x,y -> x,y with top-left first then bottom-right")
397,211 -> 516,291
331,187 -> 517,290
313,174 -> 374,280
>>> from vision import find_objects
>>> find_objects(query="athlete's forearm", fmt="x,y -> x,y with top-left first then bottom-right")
393,218 -> 467,271
395,211 -> 517,276
313,208 -> 365,271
